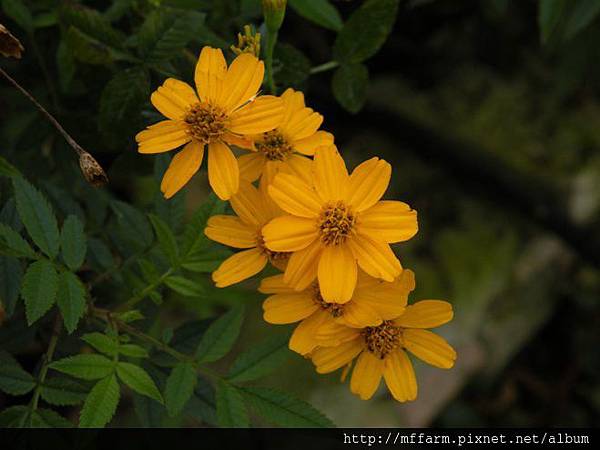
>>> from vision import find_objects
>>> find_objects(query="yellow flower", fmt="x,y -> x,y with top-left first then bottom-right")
136,46 -> 285,200
238,88 -> 334,184
311,295 -> 456,402
204,180 -> 288,287
261,145 -> 418,303
260,269 -> 415,356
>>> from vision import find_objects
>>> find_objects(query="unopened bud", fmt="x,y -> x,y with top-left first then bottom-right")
0,23 -> 24,59
262,0 -> 286,33
231,25 -> 261,57
79,151 -> 108,187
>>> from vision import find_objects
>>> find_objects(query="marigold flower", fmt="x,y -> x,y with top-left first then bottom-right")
204,180 -> 288,287
261,145 -> 418,303
311,294 -> 456,402
136,46 -> 285,200
260,269 -> 415,355
238,88 -> 334,184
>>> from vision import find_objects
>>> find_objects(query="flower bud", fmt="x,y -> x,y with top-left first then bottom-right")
262,0 -> 286,33
79,151 -> 108,187
0,23 -> 24,59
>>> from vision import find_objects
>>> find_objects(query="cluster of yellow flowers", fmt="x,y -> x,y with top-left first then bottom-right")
136,47 -> 456,403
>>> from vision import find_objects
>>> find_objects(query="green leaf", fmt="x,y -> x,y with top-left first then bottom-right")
165,362 -> 197,417
0,223 -> 35,258
111,201 -> 154,249
60,215 -> 87,271
227,334 -> 290,383
0,256 -> 22,317
195,305 -> 245,363
0,406 -> 30,427
12,176 -> 60,258
56,40 -> 76,92
333,0 -> 399,63
50,354 -> 115,380
273,43 -> 311,90
332,63 -> 369,113
79,374 -> 120,428
181,194 -> 226,257
180,248 -> 233,272
149,214 -> 179,266
137,10 -> 206,63
0,156 -> 20,178
539,0 -> 568,44
31,409 -> 74,428
0,350 -> 35,395
1,0 -> 33,33
565,0 -> 600,39
289,0 -> 343,31
56,271 -> 87,334
81,332 -> 119,357
216,381 -> 249,427
21,259 -> 58,325
242,387 -> 334,427
40,376 -> 89,406
164,275 -> 206,297
116,362 -> 163,404
119,344 -> 149,358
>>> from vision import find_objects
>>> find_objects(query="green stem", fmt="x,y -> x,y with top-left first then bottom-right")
115,268 -> 173,313
310,60 -> 339,75
30,315 -> 63,413
264,29 -> 278,94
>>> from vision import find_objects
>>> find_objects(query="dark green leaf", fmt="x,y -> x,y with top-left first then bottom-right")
0,256 -> 22,317
50,354 -> 115,380
565,0 -> 600,39
21,259 -> 58,325
0,156 -> 20,178
273,43 -> 311,90
0,350 -> 35,395
31,409 -> 74,428
242,387 -> 334,427
40,376 -> 89,406
0,406 -> 29,427
539,0 -> 568,44
149,214 -> 179,266
180,248 -> 233,272
116,362 -> 163,404
216,381 -> 249,427
111,200 -> 153,248
289,0 -> 343,31
1,0 -> 33,33
81,332 -> 119,357
184,376 -> 217,425
87,238 -> 115,271
56,40 -> 76,92
164,275 -> 206,297
13,176 -> 60,258
165,362 -> 197,417
0,223 -> 35,258
227,334 -> 290,383
60,215 -> 86,271
56,271 -> 87,334
333,0 -> 399,63
0,197 -> 22,231
79,374 -> 120,428
332,63 -> 369,113
119,344 -> 149,358
181,194 -> 226,257
195,305 -> 245,363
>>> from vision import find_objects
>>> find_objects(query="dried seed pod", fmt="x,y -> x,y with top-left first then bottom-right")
79,150 -> 109,187
0,23 -> 24,59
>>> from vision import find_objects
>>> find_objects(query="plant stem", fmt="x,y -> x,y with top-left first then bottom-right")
30,315 -> 63,412
310,60 -> 339,75
115,268 -> 173,313
264,29 -> 278,94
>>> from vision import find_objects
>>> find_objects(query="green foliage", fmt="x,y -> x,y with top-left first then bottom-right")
50,354 -> 115,380
216,381 -> 249,428
195,306 -> 245,363
149,214 -> 179,266
332,63 -> 369,113
227,334 -> 290,383
165,362 -> 197,417
0,256 -> 22,316
164,275 -> 205,297
1,0 -> 33,33
56,272 -> 87,334
81,333 -> 120,357
21,260 -> 58,325
116,362 -> 163,404
0,223 -> 36,259
79,374 -> 120,428
0,351 -> 35,395
288,0 -> 343,31
40,377 -> 89,406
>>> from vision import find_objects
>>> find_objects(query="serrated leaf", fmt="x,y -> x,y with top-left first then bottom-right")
12,176 -> 60,258
0,256 -> 22,317
40,376 -> 89,406
0,406 -> 30,427
0,197 -> 22,231
56,271 -> 87,334
165,362 -> 197,417
149,214 -> 179,266
50,354 -> 115,380
60,215 -> 86,271
1,0 -> 33,33
289,0 -> 343,31
60,3 -> 125,51
180,248 -> 233,272
333,0 -> 399,63
332,63 -> 369,113
81,332 -> 119,357
216,381 -> 249,427
164,275 -> 205,297
110,201 -> 153,249
0,223 -> 35,258
116,362 -> 163,404
31,409 -> 74,428
242,387 -> 334,427
565,0 -> 600,39
181,194 -> 226,257
79,374 -> 120,428
227,334 -> 290,383
0,350 -> 35,395
119,344 -> 149,358
21,259 -> 58,325
195,305 -> 245,363
0,156 -> 20,178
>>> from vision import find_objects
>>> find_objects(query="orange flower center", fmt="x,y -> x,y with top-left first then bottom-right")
184,103 -> 227,144
318,201 -> 356,246
255,130 -> 293,161
257,234 -> 290,264
362,321 -> 401,359
311,283 -> 345,317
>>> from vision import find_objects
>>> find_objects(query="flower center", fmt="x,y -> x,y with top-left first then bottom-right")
255,130 -> 293,161
311,283 -> 344,317
362,321 -> 401,359
318,201 -> 356,246
184,103 -> 227,144
257,234 -> 290,263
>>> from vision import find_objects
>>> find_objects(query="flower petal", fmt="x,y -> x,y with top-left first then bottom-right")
195,47 -> 227,103
347,234 -> 402,282
258,274 -> 296,294
263,293 -> 318,324
238,152 -> 265,182
230,180 -> 270,227
358,201 -> 418,243
151,78 -> 198,120
269,172 -> 322,218
350,351 -> 384,400
228,96 -> 284,135
279,88 -> 306,129
347,157 -> 391,212
340,301 -> 382,328
317,318 -> 366,345
285,108 -> 323,141
293,131 -> 334,156
395,300 -> 454,329
311,338 -> 363,373
223,132 -> 254,149
136,120 -> 190,154
159,140 -> 204,198
286,154 -> 313,185
262,216 -> 318,252
220,53 -> 264,112
317,244 -> 357,303
207,140 -> 239,200
402,329 -> 456,369
313,145 -> 348,202
383,349 -> 417,402
352,269 -> 414,320
205,215 -> 257,248
212,247 -> 268,287
284,240 -> 323,290
289,310 -> 329,355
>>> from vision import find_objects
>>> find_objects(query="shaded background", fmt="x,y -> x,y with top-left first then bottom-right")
1,0 -> 600,427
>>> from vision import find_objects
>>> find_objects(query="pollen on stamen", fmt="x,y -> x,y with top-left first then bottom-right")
255,130 -> 293,161
362,321 -> 402,359
311,283 -> 345,317
184,103 -> 227,144
257,235 -> 290,265
318,201 -> 356,246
